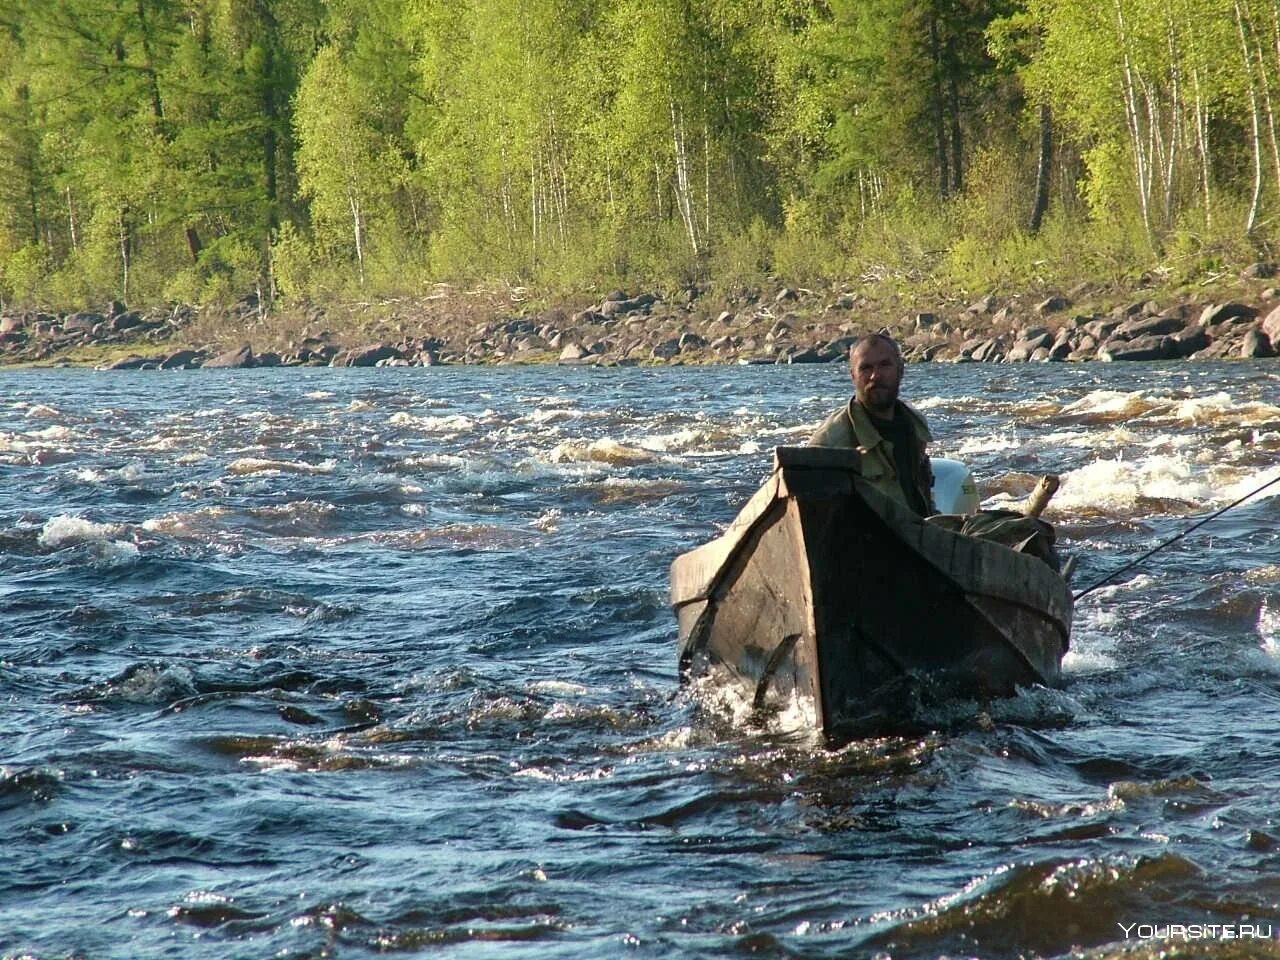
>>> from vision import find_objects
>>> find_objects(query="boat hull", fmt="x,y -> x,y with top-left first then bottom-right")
671,447 -> 1072,737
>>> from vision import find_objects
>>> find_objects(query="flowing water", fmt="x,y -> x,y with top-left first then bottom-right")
1,361 -> 1278,959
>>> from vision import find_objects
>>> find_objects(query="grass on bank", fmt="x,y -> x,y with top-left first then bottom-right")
3,190 -> 1277,346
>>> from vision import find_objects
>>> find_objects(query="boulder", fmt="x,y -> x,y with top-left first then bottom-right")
1035,295 -> 1070,315
109,312 -> 143,332
1261,303 -> 1280,345
1169,324 -> 1210,358
203,344 -> 255,369
158,349 -> 202,370
344,343 -> 403,367
559,342 -> 591,362
966,294 -> 998,315
1099,335 -> 1176,361
969,337 -> 1005,362
1242,262 -> 1276,280
100,355 -> 149,370
1199,302 -> 1257,327
1047,339 -> 1073,361
650,338 -> 681,361
991,306 -> 1017,326
1007,331 -> 1053,362
1240,328 -> 1276,358
1113,313 -> 1186,340
678,332 -> 707,350
64,312 -> 105,334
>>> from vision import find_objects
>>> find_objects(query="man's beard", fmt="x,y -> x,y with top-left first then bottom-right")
863,385 -> 897,414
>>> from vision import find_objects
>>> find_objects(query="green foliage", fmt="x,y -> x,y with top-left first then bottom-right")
0,0 -> 1278,309
1,242 -> 50,305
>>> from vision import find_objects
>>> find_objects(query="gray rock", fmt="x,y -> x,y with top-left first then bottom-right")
559,342 -> 591,362
787,347 -> 828,364
203,344 -> 255,369
650,339 -> 681,360
1035,296 -> 1070,315
1008,331 -> 1053,362
101,355 -> 149,370
1242,262 -> 1276,280
158,349 -> 202,370
766,320 -> 792,342
966,294 -> 998,314
969,337 -> 1006,362
1048,339 -> 1073,361
1241,328 -> 1276,358
1199,302 -> 1258,327
64,312 -> 105,333
345,343 -> 403,367
1099,335 -> 1176,361
1169,325 -> 1210,358
108,312 -> 144,332
1261,303 -> 1280,345
1114,314 -> 1185,340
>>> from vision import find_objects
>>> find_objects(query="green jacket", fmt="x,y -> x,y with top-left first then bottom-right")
807,397 -> 936,515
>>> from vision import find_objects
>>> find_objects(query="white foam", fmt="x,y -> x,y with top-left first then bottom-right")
1054,455 -> 1209,513
638,427 -> 705,453
25,425 -> 74,440
388,412 -> 476,432
39,515 -> 126,547
25,404 -> 61,419
547,438 -> 655,465
1061,389 -> 1153,417
952,432 -> 1021,455
226,457 -> 337,476
528,680 -> 589,696
90,539 -> 140,566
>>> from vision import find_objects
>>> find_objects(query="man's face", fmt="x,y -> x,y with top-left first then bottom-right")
850,339 -> 903,416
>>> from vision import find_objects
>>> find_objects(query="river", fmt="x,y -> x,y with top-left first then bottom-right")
1,361 -> 1278,958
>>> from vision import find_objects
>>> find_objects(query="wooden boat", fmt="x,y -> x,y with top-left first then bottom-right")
670,446 -> 1073,737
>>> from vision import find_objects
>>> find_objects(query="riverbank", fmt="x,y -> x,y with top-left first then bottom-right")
3,267 -> 1279,369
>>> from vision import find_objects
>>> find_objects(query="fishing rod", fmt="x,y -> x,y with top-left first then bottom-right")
1073,470 -> 1280,602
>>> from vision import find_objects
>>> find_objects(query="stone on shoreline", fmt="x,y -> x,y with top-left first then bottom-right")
203,344 -> 256,369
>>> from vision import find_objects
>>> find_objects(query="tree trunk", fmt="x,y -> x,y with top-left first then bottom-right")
1190,67 -> 1212,226
670,100 -> 699,255
1114,0 -> 1153,238
349,191 -> 365,287
1029,103 -> 1053,234
119,209 -> 131,300
929,10 -> 949,199
1235,0 -> 1264,233
948,70 -> 963,194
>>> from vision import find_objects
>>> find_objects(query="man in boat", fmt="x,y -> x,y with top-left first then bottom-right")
809,332 -> 1061,568
808,333 -> 935,516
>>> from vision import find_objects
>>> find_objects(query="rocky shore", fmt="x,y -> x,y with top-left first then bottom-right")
2,269 -> 1279,370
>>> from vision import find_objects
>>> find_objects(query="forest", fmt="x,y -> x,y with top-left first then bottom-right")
2,0 -> 1280,310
